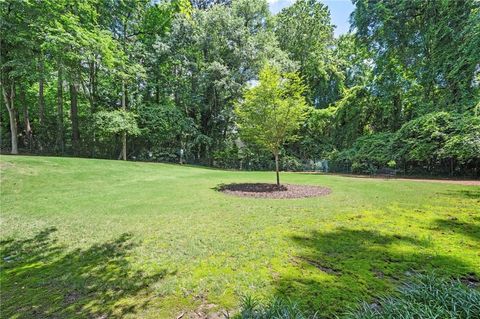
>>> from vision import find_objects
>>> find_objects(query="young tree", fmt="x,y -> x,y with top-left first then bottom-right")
94,109 -> 140,157
235,64 -> 308,186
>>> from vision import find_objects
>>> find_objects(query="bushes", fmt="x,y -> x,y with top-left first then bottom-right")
237,296 -> 314,319
336,112 -> 480,176
345,273 -> 480,319
281,155 -> 302,171
237,274 -> 480,319
394,111 -> 455,164
441,115 -> 480,163
394,112 -> 479,175
213,148 -> 305,172
338,132 -> 396,174
213,144 -> 241,169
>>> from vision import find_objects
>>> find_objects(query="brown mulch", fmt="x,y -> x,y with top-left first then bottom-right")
216,183 -> 331,199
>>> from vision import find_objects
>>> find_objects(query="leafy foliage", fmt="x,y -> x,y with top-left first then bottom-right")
238,274 -> 480,319
0,0 -> 478,175
346,273 -> 480,319
94,110 -> 140,138
235,65 -> 308,154
235,64 -> 308,183
340,132 -> 396,173
237,296 -> 313,319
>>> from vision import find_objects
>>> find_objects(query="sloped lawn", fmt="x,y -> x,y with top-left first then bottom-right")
1,156 -> 479,318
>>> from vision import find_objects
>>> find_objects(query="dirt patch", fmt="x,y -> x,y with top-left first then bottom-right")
394,178 -> 480,186
64,291 -> 81,304
461,273 -> 480,288
317,173 -> 480,186
176,297 -> 228,319
296,256 -> 341,275
216,183 -> 331,199
0,161 -> 14,170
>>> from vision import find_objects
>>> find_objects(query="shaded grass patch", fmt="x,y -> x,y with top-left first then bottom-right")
0,228 -> 168,318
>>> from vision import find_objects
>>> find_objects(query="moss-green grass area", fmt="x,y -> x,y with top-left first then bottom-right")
1,155 -> 479,318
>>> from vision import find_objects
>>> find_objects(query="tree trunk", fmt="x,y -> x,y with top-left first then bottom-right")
7,108 -> 18,154
2,83 -> 18,154
86,60 -> 97,158
88,60 -> 96,112
70,82 -> 80,154
121,132 -> 127,160
38,54 -> 45,124
57,64 -> 64,154
20,88 -> 33,150
274,152 -> 280,186
121,79 -> 127,160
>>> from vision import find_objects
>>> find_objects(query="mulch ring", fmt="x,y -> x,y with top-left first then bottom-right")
216,183 -> 331,199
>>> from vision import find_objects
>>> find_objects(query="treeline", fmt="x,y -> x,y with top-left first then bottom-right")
1,0 -> 479,176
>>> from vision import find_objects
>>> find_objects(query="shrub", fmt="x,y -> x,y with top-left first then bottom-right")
441,115 -> 480,164
345,273 -> 480,319
387,160 -> 396,169
338,132 -> 396,173
213,145 -> 241,169
281,155 -> 302,171
393,111 -> 455,163
236,296 -> 315,319
238,274 -> 480,319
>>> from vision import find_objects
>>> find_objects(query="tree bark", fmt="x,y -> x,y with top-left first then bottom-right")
274,151 -> 280,186
121,79 -> 127,160
85,60 -> 97,158
38,54 -> 45,124
88,60 -> 96,112
70,82 -> 80,154
57,64 -> 64,154
2,82 -> 18,154
20,87 -> 32,150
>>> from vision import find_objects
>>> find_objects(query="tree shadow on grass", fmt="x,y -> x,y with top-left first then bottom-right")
0,227 -> 168,318
433,218 -> 480,241
438,189 -> 480,199
274,228 -> 477,317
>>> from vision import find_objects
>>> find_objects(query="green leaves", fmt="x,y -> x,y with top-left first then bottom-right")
94,110 -> 140,138
339,111 -> 480,172
352,0 -> 480,111
235,64 -> 308,154
274,0 -> 337,108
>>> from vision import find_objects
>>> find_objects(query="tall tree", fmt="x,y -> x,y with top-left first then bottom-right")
0,0 -> 37,154
56,63 -> 64,153
103,0 -> 148,160
190,0 -> 231,10
352,0 -> 480,117
274,0 -> 340,108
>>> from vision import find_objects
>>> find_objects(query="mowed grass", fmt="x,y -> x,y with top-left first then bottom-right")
1,155 -> 479,318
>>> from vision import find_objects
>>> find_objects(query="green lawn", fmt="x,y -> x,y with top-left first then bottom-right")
1,155 -> 479,318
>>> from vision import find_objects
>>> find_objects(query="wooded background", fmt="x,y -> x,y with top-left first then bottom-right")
1,0 -> 479,176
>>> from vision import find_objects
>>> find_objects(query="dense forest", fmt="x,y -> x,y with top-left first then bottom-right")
1,0 -> 479,176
